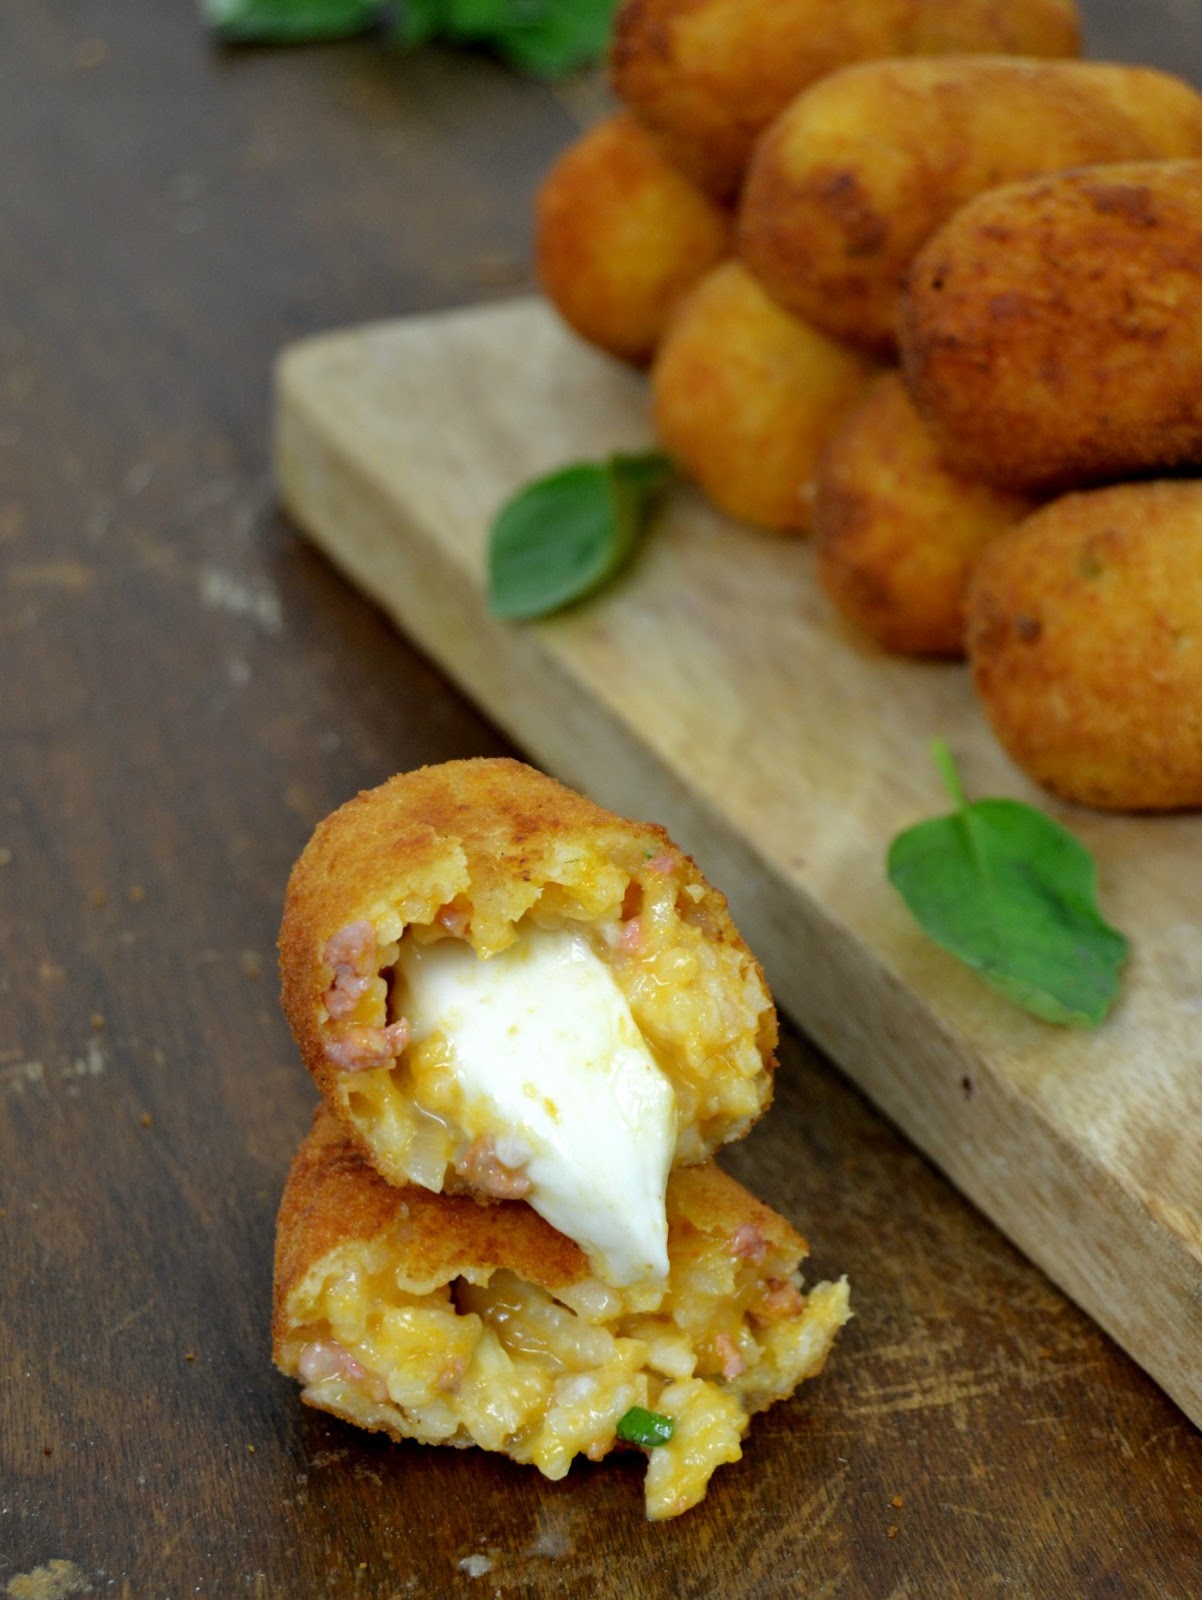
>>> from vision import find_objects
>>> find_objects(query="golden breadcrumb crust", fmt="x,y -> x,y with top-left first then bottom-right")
273,1105 -> 591,1347
966,479 -> 1202,810
738,58 -> 1202,353
535,111 -> 732,366
272,1107 -> 847,1519
278,757 -> 778,1185
899,161 -> 1202,492
609,0 -> 1080,202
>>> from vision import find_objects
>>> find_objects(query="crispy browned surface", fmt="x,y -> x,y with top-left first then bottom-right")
535,112 -> 731,366
738,58 -> 1202,354
273,1104 -> 808,1364
966,480 -> 1202,810
279,755 -> 775,1128
814,373 -> 1036,656
651,260 -> 878,532
272,1105 -> 590,1362
899,160 -> 1202,492
609,0 -> 1080,202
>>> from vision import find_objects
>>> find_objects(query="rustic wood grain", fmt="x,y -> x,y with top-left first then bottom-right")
2,2 -> 1201,1597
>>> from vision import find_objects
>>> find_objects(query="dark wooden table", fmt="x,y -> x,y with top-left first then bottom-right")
3,4 -> 1201,1596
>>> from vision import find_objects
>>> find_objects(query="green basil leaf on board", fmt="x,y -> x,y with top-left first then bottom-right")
615,1406 -> 675,1448
887,740 -> 1128,1027
488,451 -> 673,621
205,0 -> 378,41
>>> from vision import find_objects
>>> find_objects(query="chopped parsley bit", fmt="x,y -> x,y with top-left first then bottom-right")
616,1406 -> 675,1448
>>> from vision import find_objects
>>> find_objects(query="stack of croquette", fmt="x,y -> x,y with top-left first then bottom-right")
272,758 -> 848,1519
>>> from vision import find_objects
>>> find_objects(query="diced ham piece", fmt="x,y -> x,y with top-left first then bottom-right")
729,1223 -> 768,1264
322,919 -> 378,1020
436,903 -> 471,938
454,1132 -> 533,1199
324,1020 -> 410,1072
618,917 -> 643,955
434,1354 -> 467,1394
755,1279 -> 806,1323
297,1339 -> 387,1401
713,1332 -> 747,1380
645,852 -> 678,875
298,1339 -> 369,1386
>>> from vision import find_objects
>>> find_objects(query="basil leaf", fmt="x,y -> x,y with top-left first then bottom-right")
392,0 -> 616,74
391,0 -> 444,49
488,451 -> 672,621
888,741 -> 1128,1027
615,1406 -> 675,1448
205,0 -> 378,40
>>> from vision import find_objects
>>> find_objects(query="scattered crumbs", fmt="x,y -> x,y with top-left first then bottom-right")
1038,1346 -> 1053,1361
1,1060 -> 45,1096
140,1111 -> 153,1129
240,949 -> 263,981
90,1012 -> 105,1032
184,1351 -> 197,1362
457,1555 -> 493,1580
890,1494 -> 904,1510
0,846 -> 11,867
43,1445 -> 52,1456
525,1523 -> 571,1560
89,890 -> 108,908
127,884 -> 146,903
199,565 -> 283,635
247,1443 -> 256,1454
73,37 -> 109,69
65,1038 -> 105,1081
5,1558 -> 91,1599
961,1075 -> 974,1099
886,1526 -> 900,1541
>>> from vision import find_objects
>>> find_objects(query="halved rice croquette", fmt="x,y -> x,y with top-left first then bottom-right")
279,758 -> 778,1286
273,1106 -> 850,1521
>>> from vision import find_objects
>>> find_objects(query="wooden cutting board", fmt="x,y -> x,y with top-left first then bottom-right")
275,296 -> 1202,1428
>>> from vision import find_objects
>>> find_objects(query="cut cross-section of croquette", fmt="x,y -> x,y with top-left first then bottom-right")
279,758 -> 778,1288
273,1106 -> 850,1521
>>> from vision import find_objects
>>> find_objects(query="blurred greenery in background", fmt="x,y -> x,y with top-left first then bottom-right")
204,0 -> 617,76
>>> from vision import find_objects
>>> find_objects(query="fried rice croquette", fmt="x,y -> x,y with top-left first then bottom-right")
273,1105 -> 851,1520
535,112 -> 732,367
279,758 -> 778,1286
899,160 -> 1202,492
609,0 -> 1080,201
650,260 -> 878,532
966,481 -> 1202,811
738,58 -> 1202,354
814,374 -> 1036,657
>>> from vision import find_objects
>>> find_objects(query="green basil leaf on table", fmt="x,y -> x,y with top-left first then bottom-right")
488,450 -> 672,621
205,0 -> 378,41
392,0 -> 618,75
615,1406 -> 675,1448
887,740 -> 1128,1027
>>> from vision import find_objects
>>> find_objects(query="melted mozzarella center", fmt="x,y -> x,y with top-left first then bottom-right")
397,925 -> 676,1287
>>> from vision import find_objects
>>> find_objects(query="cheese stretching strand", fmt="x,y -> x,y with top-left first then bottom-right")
396,925 -> 676,1287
